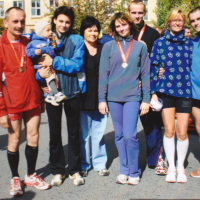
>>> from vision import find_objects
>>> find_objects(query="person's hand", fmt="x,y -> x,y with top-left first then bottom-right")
41,86 -> 50,94
0,115 -> 10,128
158,67 -> 164,78
99,102 -> 109,115
140,102 -> 150,116
38,54 -> 53,67
35,49 -> 42,55
150,94 -> 159,109
38,66 -> 51,79
139,80 -> 142,89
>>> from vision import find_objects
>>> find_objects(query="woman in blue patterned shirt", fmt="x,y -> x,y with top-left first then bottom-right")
150,8 -> 193,184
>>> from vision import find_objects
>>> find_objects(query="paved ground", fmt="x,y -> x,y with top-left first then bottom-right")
0,111 -> 200,200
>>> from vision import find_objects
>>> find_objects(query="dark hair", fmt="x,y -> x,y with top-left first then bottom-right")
51,6 -> 75,33
188,6 -> 200,19
80,16 -> 101,37
5,7 -> 25,20
109,12 -> 138,40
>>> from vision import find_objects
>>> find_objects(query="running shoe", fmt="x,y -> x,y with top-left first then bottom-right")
24,173 -> 51,190
10,177 -> 23,196
55,92 -> 67,102
69,172 -> 85,186
127,176 -> 140,185
165,169 -> 176,183
177,169 -> 187,183
45,95 -> 60,106
51,174 -> 65,186
155,156 -> 167,175
190,168 -> 200,178
99,169 -> 110,176
116,174 -> 128,184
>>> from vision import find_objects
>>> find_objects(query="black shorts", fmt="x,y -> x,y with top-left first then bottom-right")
192,98 -> 200,108
157,93 -> 192,113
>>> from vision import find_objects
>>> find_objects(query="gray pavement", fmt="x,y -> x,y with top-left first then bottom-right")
0,111 -> 200,200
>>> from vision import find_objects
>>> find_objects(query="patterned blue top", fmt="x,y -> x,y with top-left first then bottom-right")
150,30 -> 193,98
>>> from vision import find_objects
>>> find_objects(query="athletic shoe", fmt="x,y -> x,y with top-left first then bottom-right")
177,169 -> 187,183
45,95 -> 60,106
10,177 -> 23,196
155,157 -> 167,175
24,173 -> 51,190
127,176 -> 140,185
80,170 -> 88,177
69,172 -> 85,186
116,174 -> 128,184
55,92 -> 67,103
99,169 -> 110,176
165,169 -> 176,183
190,168 -> 200,178
51,174 -> 65,186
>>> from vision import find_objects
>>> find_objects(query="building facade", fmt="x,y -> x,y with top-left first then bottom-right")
1,0 -> 157,33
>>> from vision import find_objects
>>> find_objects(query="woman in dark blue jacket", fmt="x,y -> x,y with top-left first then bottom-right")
150,8 -> 193,183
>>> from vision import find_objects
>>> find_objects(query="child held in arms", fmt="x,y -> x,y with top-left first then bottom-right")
26,20 -> 66,106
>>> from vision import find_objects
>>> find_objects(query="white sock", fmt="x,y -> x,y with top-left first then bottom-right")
177,138 -> 189,170
163,135 -> 175,170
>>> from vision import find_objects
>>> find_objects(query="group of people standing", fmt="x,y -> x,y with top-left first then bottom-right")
1,0 -> 200,197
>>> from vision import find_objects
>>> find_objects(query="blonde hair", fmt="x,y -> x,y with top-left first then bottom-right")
128,0 -> 147,14
165,8 -> 185,27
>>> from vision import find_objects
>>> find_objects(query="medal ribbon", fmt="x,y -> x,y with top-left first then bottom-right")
10,41 -> 24,68
116,39 -> 134,64
137,24 -> 146,41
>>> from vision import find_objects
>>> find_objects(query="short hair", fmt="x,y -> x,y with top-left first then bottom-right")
188,6 -> 200,19
109,12 -> 139,40
80,16 -> 101,37
165,8 -> 185,27
5,7 -> 25,20
51,6 -> 75,32
128,0 -> 147,14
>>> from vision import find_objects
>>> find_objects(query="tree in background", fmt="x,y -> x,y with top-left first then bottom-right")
45,0 -> 131,34
154,0 -> 200,29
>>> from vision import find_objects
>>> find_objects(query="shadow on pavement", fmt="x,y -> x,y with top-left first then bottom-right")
0,191 -> 35,200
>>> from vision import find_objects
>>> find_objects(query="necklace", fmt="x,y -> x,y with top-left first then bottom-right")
116,39 -> 134,68
10,40 -> 26,73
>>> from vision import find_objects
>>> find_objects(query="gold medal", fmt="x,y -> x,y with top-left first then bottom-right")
19,66 -> 24,73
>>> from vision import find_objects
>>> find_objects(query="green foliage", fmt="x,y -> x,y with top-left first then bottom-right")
0,18 -> 5,34
45,0 -> 131,34
155,0 -> 200,29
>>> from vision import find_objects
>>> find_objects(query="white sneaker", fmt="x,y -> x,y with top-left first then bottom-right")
51,174 -> 65,186
24,173 -> 51,190
165,169 -> 176,183
116,174 -> 128,184
55,92 -> 66,103
127,176 -> 140,185
10,177 -> 23,196
177,169 -> 187,183
69,172 -> 85,186
45,95 -> 60,106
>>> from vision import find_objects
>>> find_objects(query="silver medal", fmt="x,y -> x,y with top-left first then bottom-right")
122,62 -> 128,68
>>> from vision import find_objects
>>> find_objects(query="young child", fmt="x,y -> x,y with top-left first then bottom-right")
26,20 -> 66,106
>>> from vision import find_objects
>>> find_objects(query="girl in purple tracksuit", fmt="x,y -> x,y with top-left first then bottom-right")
98,12 -> 150,185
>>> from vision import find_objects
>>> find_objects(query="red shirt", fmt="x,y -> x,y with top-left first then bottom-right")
0,30 -> 41,116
